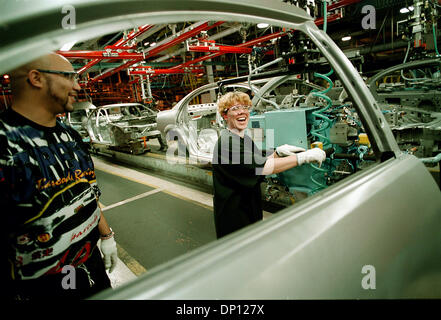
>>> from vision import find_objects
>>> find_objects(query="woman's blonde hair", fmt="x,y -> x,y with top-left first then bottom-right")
217,91 -> 252,115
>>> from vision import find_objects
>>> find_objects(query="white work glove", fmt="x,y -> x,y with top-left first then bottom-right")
276,144 -> 306,157
100,237 -> 118,273
296,148 -> 327,167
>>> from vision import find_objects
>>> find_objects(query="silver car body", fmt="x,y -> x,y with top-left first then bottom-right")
156,79 -> 266,163
368,59 -> 441,161
1,0 -> 440,299
64,101 -> 97,140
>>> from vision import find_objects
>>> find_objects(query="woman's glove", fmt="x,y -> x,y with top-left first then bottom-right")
296,148 -> 326,167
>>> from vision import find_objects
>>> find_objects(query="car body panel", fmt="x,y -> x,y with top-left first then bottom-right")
367,59 -> 441,160
64,101 -> 97,140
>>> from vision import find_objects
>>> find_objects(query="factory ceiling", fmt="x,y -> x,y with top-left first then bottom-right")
1,0 -> 439,108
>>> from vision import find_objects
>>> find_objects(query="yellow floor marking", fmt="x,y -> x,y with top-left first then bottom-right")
99,202 -> 147,276
116,243 -> 147,277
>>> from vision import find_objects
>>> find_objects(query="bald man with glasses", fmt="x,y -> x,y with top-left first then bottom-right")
1,53 -> 117,300
9,54 -> 81,124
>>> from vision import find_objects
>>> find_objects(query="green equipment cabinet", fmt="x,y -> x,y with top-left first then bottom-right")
248,108 -> 326,195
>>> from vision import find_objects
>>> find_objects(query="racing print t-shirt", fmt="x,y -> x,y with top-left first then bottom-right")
0,108 -> 102,281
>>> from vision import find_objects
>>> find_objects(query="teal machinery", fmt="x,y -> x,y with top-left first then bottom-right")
246,85 -> 374,199
247,106 -> 327,196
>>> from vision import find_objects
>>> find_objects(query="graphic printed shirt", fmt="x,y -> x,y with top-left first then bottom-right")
0,109 -> 101,281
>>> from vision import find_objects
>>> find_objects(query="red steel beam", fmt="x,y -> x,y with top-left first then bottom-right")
235,31 -> 286,48
77,59 -> 100,75
112,24 -> 153,47
327,0 -> 361,11
103,45 -> 136,50
59,51 -> 143,59
188,45 -> 252,54
77,59 -> 101,74
92,59 -> 143,82
65,0 -> 353,78
171,52 -> 219,70
130,68 -> 203,75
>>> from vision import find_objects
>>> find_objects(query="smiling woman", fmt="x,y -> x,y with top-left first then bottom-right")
212,90 -> 326,238
2,0 -> 441,300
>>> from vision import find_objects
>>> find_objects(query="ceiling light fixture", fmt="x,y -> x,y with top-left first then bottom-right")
342,36 -> 351,41
150,42 -> 156,47
257,23 -> 269,29
400,6 -> 414,14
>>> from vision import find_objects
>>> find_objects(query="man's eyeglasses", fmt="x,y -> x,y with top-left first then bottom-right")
37,69 -> 79,82
226,105 -> 252,113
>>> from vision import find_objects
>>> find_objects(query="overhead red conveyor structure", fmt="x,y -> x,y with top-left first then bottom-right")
187,44 -> 253,54
129,67 -> 204,75
90,21 -> 224,82
73,24 -> 154,75
56,0 -> 357,86
58,21 -> 225,83
170,30 -> 288,71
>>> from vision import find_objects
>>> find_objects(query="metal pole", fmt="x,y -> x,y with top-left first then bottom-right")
140,75 -> 146,99
2,90 -> 8,109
